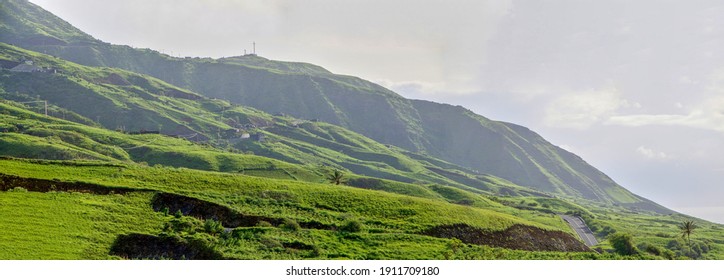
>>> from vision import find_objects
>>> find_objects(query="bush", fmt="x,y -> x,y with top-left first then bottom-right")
204,219 -> 224,236
661,249 -> 676,260
260,237 -> 283,250
340,219 -> 363,233
9,187 -> 28,192
638,242 -> 671,258
598,225 -> 617,238
608,233 -> 638,256
163,216 -> 202,234
256,220 -> 273,227
666,239 -> 682,251
280,218 -> 301,232
456,199 -> 474,206
686,240 -> 711,259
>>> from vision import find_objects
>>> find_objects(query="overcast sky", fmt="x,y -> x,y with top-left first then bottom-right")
29,0 -> 724,223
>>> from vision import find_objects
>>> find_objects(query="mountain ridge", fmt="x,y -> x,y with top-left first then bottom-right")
0,0 -> 671,214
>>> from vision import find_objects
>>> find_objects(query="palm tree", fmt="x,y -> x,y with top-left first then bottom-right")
327,169 -> 346,185
679,220 -> 697,250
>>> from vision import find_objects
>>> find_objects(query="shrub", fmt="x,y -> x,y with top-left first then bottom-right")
256,220 -> 273,227
174,209 -> 183,218
308,245 -> 322,258
686,240 -> 711,259
280,218 -> 301,232
638,242 -> 667,258
9,187 -> 28,192
598,225 -> 617,238
608,233 -> 638,256
660,249 -> 676,260
204,219 -> 224,236
260,237 -> 283,250
163,216 -> 202,234
340,219 -> 363,233
456,199 -> 474,206
666,239 -> 682,251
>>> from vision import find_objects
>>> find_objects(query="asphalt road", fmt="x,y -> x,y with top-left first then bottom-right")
560,215 -> 599,247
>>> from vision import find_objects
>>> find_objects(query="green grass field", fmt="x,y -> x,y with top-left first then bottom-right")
0,158 -> 596,259
1,157 -> 721,259
0,190 -> 164,259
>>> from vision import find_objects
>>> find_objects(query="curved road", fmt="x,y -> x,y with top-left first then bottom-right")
560,215 -> 598,247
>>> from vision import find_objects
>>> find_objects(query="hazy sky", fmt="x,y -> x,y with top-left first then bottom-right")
29,0 -> 724,223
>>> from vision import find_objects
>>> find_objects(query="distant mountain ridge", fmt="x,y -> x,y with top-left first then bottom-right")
0,0 -> 671,213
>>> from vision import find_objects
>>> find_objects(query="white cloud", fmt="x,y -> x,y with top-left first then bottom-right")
544,87 -> 629,129
606,97 -> 724,132
376,79 -> 483,99
636,146 -> 671,160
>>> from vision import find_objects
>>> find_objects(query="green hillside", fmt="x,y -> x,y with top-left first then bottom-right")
2,52 -> 721,262
0,42 -> 557,202
0,158 -> 598,259
0,190 -> 164,259
1,0 -> 723,260
0,81 -> 538,208
1,156 -> 721,259
0,0 -> 668,210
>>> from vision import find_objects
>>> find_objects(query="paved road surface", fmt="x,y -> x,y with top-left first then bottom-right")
560,215 -> 598,247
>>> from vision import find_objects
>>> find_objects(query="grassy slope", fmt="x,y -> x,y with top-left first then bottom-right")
0,100 -> 321,180
4,158 -> 718,259
0,190 -> 164,259
0,158 -> 607,259
0,159 -> 561,233
1,94 -> 569,229
585,206 -> 724,259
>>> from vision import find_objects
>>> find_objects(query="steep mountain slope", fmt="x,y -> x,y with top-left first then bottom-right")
1,43 -> 550,204
0,0 -> 669,212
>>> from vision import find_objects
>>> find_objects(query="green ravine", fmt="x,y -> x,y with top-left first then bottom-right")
0,0 -> 722,260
